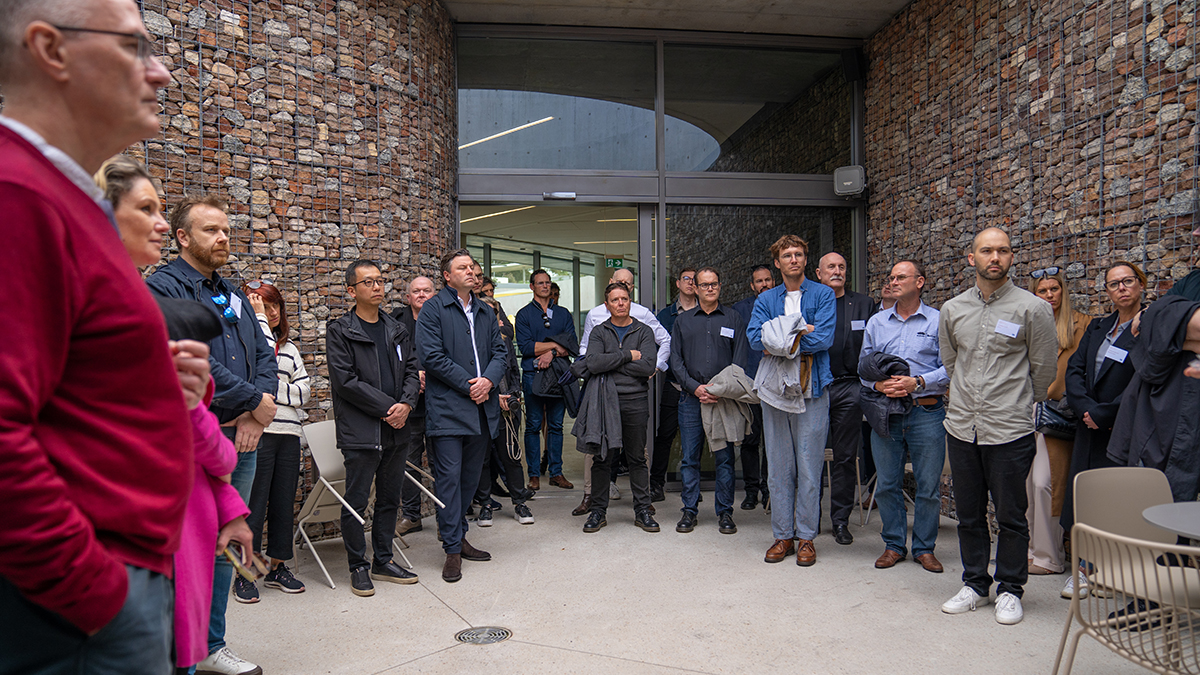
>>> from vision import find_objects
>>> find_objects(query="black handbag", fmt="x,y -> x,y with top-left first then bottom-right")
1035,397 -> 1077,440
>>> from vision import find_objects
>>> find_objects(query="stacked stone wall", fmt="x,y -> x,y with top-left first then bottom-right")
865,0 -> 1198,311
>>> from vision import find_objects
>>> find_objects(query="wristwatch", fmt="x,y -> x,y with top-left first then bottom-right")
916,375 -> 925,391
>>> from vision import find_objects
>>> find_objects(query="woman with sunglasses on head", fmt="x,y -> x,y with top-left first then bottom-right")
1024,266 -> 1089,577
1059,260 -> 1147,598
240,280 -> 312,601
95,156 -> 254,674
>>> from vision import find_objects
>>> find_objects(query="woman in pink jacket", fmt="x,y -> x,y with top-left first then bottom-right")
96,156 -> 254,671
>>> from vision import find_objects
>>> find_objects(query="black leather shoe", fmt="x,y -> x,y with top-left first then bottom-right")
833,523 -> 853,546
635,509 -> 660,532
350,568 -> 374,597
371,560 -> 418,585
583,511 -> 607,533
740,493 -> 758,510
718,512 -> 737,535
650,485 -> 666,503
676,511 -> 697,533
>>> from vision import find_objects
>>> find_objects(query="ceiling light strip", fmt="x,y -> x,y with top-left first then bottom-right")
460,205 -> 536,224
458,116 -> 555,150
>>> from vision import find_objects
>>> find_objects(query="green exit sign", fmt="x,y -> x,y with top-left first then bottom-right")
605,258 -> 624,268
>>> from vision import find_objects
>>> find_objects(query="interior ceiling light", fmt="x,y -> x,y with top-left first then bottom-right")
596,218 -> 636,222
574,240 -> 637,245
458,116 -> 555,150
460,205 -> 535,224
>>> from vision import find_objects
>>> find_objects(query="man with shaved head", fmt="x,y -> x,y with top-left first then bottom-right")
394,275 -> 436,534
938,227 -> 1057,626
0,0 -> 194,671
815,252 -> 876,545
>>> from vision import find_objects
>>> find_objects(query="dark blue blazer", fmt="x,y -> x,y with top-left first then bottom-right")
416,286 -> 508,438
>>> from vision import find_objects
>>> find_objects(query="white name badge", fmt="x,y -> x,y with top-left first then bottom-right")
230,294 -> 243,319
1105,345 -> 1128,363
851,320 -> 866,331
720,326 -> 735,339
995,319 -> 1020,338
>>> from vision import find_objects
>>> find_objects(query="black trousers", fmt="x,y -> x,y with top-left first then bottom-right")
475,407 -> 528,506
825,378 -> 864,527
650,384 -> 680,490
400,416 -> 428,522
948,432 -> 1037,599
591,396 -> 652,514
247,432 -> 302,560
740,403 -> 768,498
341,427 -> 409,571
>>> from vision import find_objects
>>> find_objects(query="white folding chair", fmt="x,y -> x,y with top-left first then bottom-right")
293,420 -> 411,589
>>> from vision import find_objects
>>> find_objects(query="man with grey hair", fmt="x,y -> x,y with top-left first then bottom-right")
0,0 -> 194,673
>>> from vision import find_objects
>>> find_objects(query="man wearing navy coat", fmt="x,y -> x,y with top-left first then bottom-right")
417,248 -> 508,583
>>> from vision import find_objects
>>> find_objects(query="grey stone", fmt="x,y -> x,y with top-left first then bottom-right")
1110,177 -> 1131,197
287,38 -> 311,54
272,111 -> 294,123
1066,262 -> 1086,279
1134,137 -> 1156,156
223,109 -> 246,126
1165,47 -> 1193,72
143,11 -> 173,36
263,20 -> 291,37
1149,37 -> 1172,61
187,7 -> 207,29
1081,138 -> 1102,158
1158,104 -> 1185,125
1161,158 -> 1187,182
298,149 -> 324,163
1118,77 -> 1148,104
249,89 -> 266,106
221,134 -> 245,154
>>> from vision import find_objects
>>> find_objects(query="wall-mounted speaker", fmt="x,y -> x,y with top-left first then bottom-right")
834,165 -> 865,196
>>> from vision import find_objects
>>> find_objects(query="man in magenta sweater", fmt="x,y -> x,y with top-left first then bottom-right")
0,1 -> 195,673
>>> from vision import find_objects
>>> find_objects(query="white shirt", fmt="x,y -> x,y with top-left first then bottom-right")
579,301 -> 671,372
785,289 -> 804,316
460,294 -> 482,379
0,117 -> 104,204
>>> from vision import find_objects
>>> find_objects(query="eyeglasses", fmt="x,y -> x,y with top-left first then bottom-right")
697,282 -> 720,290
245,280 -> 269,290
886,274 -> 914,284
679,275 -> 694,284
1031,266 -> 1061,279
1105,277 -> 1139,290
210,293 -> 239,325
351,278 -> 388,288
52,25 -> 158,64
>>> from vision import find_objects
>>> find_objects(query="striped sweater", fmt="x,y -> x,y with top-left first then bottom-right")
255,314 -> 312,436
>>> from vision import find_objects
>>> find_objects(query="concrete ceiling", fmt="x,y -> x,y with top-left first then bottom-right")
460,203 -> 640,263
444,0 -> 910,40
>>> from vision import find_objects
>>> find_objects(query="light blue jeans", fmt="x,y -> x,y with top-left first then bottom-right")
762,393 -> 829,541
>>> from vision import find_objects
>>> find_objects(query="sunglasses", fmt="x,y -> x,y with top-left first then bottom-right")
224,542 -> 269,582
245,280 -> 268,290
1030,266 -> 1061,279
210,293 -> 239,324
541,312 -> 551,329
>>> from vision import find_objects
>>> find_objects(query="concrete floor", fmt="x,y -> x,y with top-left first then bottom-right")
227,446 -> 1145,675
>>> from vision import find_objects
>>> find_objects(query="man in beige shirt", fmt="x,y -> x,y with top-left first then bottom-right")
937,228 -> 1057,626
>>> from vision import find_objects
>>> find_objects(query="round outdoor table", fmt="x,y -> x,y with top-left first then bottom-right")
1142,502 -> 1200,540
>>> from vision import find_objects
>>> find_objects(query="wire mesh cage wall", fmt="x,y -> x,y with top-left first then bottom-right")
866,0 -> 1198,313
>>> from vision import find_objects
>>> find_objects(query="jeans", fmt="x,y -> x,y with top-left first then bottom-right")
341,437 -> 408,571
400,416 -> 428,522
208,434 -> 256,655
762,393 -> 830,541
678,393 -> 736,516
429,407 -> 489,554
870,401 -> 946,558
523,372 -> 565,478
591,396 -> 652,514
247,432 -> 302,560
740,403 -> 769,499
948,432 -> 1037,599
650,383 -> 680,489
0,565 -> 173,675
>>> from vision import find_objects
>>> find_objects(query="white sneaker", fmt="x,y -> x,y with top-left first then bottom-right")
196,646 -> 262,675
994,592 -> 1024,625
1062,570 -> 1090,599
609,482 -> 622,501
941,586 -> 990,614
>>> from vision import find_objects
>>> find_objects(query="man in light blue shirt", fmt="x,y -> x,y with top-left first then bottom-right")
859,260 -> 950,574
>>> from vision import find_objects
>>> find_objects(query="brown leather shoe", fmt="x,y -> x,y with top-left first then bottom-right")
442,553 -> 462,583
549,474 -> 574,489
528,476 -> 540,491
861,495 -> 876,511
796,539 -> 816,566
764,539 -> 795,563
915,553 -> 944,573
572,494 -> 591,516
395,517 -> 422,535
460,539 -> 491,562
875,549 -> 906,568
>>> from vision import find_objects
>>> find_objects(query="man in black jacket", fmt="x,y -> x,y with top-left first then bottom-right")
393,275 -> 436,534
417,249 -> 508,583
815,252 -> 877,545
327,259 -> 421,597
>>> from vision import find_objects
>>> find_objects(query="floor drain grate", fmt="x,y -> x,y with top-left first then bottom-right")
455,626 -> 512,645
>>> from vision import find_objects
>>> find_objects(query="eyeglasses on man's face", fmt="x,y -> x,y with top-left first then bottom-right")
53,25 -> 159,64
352,277 -> 388,289
1105,276 -> 1139,291
697,281 -> 719,291
678,275 -> 694,284
886,274 -> 914,284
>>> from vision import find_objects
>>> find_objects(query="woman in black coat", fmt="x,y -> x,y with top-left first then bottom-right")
1059,261 -> 1146,594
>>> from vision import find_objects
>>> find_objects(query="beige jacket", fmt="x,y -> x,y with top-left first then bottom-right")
701,365 -> 760,450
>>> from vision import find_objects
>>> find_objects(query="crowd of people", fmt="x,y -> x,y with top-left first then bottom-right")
4,1 -> 1200,674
